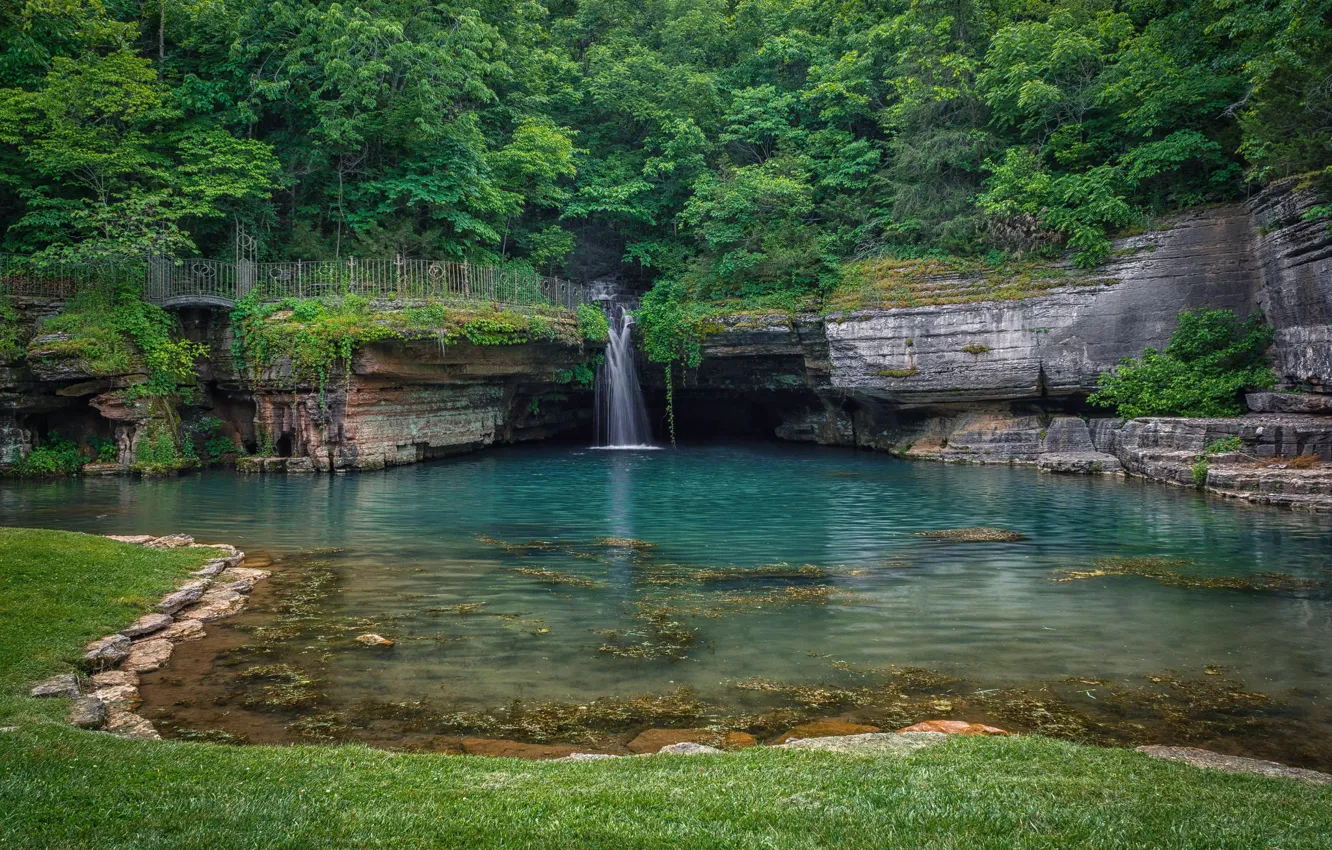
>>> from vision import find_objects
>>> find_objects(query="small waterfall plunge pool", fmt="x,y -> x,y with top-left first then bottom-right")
4,442 -> 1330,765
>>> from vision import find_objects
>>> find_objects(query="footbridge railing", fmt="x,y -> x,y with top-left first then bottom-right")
2,254 -> 589,311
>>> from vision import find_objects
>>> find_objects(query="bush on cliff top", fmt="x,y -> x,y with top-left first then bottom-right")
33,286 -> 205,396
1090,309 -> 1275,418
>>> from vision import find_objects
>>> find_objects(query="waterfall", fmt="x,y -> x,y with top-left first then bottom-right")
594,303 -> 653,448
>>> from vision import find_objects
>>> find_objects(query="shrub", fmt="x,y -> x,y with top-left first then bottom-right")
577,303 -> 610,343
14,433 -> 85,476
1089,309 -> 1274,418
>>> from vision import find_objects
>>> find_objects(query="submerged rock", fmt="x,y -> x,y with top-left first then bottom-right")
775,732 -> 947,755
913,528 -> 1027,543
30,673 -> 80,699
124,638 -> 173,672
1136,746 -> 1331,784
160,619 -> 206,642
179,589 -> 246,621
773,720 -> 880,743
460,738 -> 591,759
83,635 -> 131,669
355,633 -> 394,647
67,696 -> 107,729
899,719 -> 1010,736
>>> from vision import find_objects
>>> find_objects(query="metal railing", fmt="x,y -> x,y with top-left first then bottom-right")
0,255 -> 145,300
4,254 -> 588,311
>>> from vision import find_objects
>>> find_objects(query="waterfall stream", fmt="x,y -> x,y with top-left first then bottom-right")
594,303 -> 653,448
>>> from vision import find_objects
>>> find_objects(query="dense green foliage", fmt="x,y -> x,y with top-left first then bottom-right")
33,284 -> 206,396
9,433 -> 86,477
1089,309 -> 1275,418
0,294 -> 23,361
1,0 -> 1327,286
2,529 -> 1330,849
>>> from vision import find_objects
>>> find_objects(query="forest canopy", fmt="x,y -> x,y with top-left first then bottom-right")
0,0 -> 1329,299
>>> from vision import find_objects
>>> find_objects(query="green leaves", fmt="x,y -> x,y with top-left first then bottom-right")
1089,309 -> 1276,418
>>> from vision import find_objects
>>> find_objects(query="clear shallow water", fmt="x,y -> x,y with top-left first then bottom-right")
4,443 -> 1331,762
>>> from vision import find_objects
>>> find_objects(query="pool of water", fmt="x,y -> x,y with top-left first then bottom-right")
5,442 -> 1331,763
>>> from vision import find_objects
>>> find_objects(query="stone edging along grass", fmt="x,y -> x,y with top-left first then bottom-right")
27,534 -> 269,740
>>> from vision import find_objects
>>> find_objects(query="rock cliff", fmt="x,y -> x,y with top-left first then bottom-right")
668,184 -> 1331,509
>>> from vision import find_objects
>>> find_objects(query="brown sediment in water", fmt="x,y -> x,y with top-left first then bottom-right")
134,551 -> 1332,771
1051,557 -> 1328,593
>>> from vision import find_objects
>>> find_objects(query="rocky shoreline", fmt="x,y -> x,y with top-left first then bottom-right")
29,534 -> 268,740
23,533 -> 1332,789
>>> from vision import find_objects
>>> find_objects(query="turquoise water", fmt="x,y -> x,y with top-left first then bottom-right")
4,443 -> 1331,761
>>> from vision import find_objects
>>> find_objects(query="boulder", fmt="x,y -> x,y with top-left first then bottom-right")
105,535 -> 155,545
83,635 -> 131,669
179,589 -> 245,621
191,559 -> 231,578
656,742 -> 722,755
355,633 -> 394,647
1136,746 -> 1331,784
898,719 -> 1010,736
554,753 -> 622,762
121,613 -> 173,638
67,696 -> 107,729
145,534 -> 194,550
773,720 -> 880,743
775,732 -> 947,755
29,673 -> 80,699
124,638 -> 173,672
156,580 -> 209,615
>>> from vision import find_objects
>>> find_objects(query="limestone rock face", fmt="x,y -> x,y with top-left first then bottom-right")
1248,181 -> 1332,392
223,334 -> 603,472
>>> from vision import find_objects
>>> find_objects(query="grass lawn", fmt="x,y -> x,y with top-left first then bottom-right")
2,526 -> 1329,849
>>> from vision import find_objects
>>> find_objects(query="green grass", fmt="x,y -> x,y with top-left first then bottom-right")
2,526 -> 1330,849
